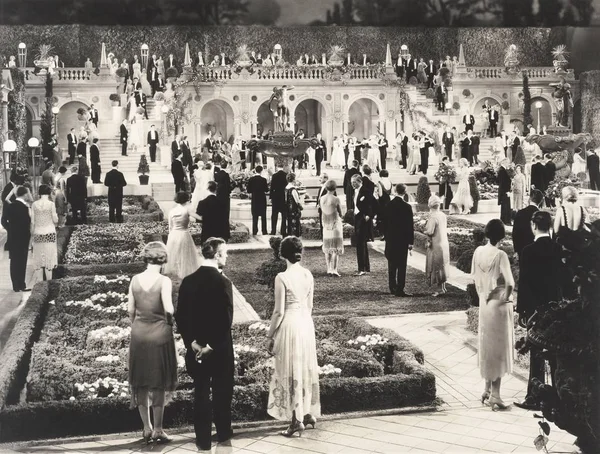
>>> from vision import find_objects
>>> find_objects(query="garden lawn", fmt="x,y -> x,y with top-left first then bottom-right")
227,247 -> 469,319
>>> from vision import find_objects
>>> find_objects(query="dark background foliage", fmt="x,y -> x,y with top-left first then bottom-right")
0,25 -> 567,68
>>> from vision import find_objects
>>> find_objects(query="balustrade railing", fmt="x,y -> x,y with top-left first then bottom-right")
466,66 -> 574,80
23,67 -> 94,82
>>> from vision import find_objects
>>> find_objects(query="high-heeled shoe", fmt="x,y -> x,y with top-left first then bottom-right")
481,391 -> 490,404
489,396 -> 510,411
152,430 -> 172,443
281,421 -> 305,437
142,429 -> 153,444
303,414 -> 317,429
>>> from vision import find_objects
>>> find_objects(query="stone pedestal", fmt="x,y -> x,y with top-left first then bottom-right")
546,125 -> 571,137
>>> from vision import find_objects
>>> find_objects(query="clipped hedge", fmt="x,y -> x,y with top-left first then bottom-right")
0,25 -> 566,68
84,195 -> 163,225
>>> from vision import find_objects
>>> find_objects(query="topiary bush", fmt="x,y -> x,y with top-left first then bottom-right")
462,88 -> 471,97
416,176 -> 431,210
166,67 -> 179,78
137,154 -> 149,175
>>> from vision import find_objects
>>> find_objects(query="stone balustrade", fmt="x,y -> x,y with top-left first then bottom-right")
461,66 -> 574,81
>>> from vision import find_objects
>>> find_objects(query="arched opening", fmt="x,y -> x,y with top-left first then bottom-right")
200,99 -> 235,144
294,99 -> 325,138
57,101 -> 89,150
257,101 -> 275,137
531,97 -> 553,132
348,98 -> 379,140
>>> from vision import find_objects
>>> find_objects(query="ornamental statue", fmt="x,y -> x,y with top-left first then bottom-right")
268,85 -> 294,132
503,44 -> 520,75
550,76 -> 574,128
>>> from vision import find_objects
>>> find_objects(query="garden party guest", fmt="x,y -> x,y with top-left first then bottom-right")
147,124 -> 159,163
41,162 -> 55,188
471,219 -> 515,411
320,180 -> 344,276
511,165 -> 526,211
196,181 -> 226,244
120,119 -> 129,156
66,166 -> 87,225
285,173 -> 302,237
128,241 -> 177,444
267,236 -> 321,436
67,128 -> 78,164
171,154 -> 186,194
544,154 -> 557,207
376,169 -> 392,237
104,160 -> 127,223
407,133 -> 421,175
90,138 -> 102,184
497,159 -> 512,226
214,161 -> 232,242
30,184 -> 58,282
343,159 -> 360,212
587,148 -> 600,191
438,157 -> 454,210
6,186 -> 32,292
442,127 -> 454,161
462,111 -> 475,133
270,162 -> 288,236
76,136 -> 88,160
176,238 -> 234,451
246,165 -> 269,236
425,195 -> 449,297
164,192 -> 202,279
514,211 -> 563,411
54,173 -> 67,228
384,183 -> 414,296
89,103 -> 99,127
352,174 -> 376,276
530,155 -> 546,192
450,158 -> 473,215
512,189 -> 544,263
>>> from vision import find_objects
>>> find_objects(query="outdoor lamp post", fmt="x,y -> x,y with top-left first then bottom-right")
18,43 -> 27,68
141,44 -> 149,71
2,139 -> 17,188
445,102 -> 452,124
27,137 -> 40,191
51,106 -> 59,134
535,101 -> 543,133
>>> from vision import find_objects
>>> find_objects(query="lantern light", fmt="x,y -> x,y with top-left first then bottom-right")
3,140 -> 17,152
28,137 -> 39,147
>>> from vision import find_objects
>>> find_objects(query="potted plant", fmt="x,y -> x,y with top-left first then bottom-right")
153,91 -> 165,104
469,174 -> 480,214
462,88 -> 471,98
166,67 -> 178,82
138,154 -> 150,185
453,101 -> 460,111
328,45 -> 345,67
501,100 -> 510,113
416,176 -> 431,212
552,45 -> 569,73
109,93 -> 120,107
235,45 -> 252,68
34,44 -> 54,68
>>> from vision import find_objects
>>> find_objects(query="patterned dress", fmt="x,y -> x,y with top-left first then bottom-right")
31,196 -> 58,271
320,194 -> 344,254
425,211 -> 450,286
268,267 -> 321,420
164,204 -> 200,279
286,186 -> 301,237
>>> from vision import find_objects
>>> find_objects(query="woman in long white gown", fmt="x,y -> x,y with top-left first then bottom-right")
127,94 -> 138,122
366,136 -> 381,171
572,150 -> 587,176
471,219 -> 514,411
164,192 -> 202,279
449,158 -> 473,214
407,134 -> 421,175
267,236 -> 320,437
190,162 -> 213,210
329,136 -> 345,169
129,114 -> 142,153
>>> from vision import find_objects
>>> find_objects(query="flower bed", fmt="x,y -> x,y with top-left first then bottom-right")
83,196 -> 163,224
0,275 -> 435,441
63,221 -> 251,265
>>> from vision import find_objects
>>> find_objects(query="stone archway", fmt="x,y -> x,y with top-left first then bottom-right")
200,99 -> 235,144
348,98 -> 380,139
294,99 -> 326,138
57,101 -> 90,151
531,97 -> 553,132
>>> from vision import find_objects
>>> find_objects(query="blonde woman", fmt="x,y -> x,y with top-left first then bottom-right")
449,158 -> 473,214
425,195 -> 450,296
511,165 -> 526,210
31,185 -> 58,281
320,180 -> 344,276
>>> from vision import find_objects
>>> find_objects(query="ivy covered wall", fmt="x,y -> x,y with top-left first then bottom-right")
0,25 -> 567,68
580,70 -> 600,144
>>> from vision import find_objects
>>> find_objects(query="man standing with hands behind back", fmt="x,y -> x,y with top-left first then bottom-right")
147,124 -> 159,163
384,184 -> 414,297
104,160 -> 127,223
120,120 -> 128,156
176,238 -> 234,451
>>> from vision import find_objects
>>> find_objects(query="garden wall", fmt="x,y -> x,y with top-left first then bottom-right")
0,25 -> 566,68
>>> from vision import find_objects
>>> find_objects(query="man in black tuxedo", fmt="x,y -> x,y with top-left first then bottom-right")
90,138 -> 101,184
544,154 -> 557,207
76,138 -> 87,160
167,53 -> 178,70
497,159 -> 512,225
132,77 -> 142,91
134,89 -> 148,119
462,130 -> 474,165
316,173 -> 330,235
269,163 -> 288,235
171,154 -> 186,194
398,132 -> 409,168
426,59 -> 437,89
361,165 -> 376,195
314,133 -> 326,176
147,124 -> 159,163
181,136 -> 193,172
384,184 -> 414,297
442,127 -> 454,160
435,82 -> 446,112
175,238 -> 234,451
530,155 -> 546,192
351,174 -> 376,276
197,182 -> 227,244
66,166 -> 87,224
89,104 -> 98,127
378,133 -> 388,171
512,189 -> 544,263
343,160 -> 360,212
6,186 -> 31,292
588,149 -> 600,191
462,112 -> 475,133
419,132 -> 432,174
104,160 -> 127,223
214,162 -> 232,242
515,211 -> 563,411
1,173 -> 24,252
120,120 -> 128,156
471,133 -> 480,165
171,135 -> 181,160
149,66 -> 159,96
67,128 -> 78,164
489,105 -> 499,137
246,165 -> 269,236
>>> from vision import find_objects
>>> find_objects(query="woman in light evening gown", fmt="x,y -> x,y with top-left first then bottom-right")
164,192 -> 202,279
450,158 -> 473,214
511,165 -> 526,211
31,185 -> 58,281
267,236 -> 321,437
191,162 -> 213,210
471,219 -> 515,411
320,180 -> 344,276
425,195 -> 449,296
128,242 -> 177,444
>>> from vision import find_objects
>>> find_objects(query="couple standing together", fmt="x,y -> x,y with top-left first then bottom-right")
129,236 -> 320,451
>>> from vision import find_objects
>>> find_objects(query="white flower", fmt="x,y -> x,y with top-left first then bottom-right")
120,392 -> 127,397
360,345 -> 366,350
69,396 -> 76,401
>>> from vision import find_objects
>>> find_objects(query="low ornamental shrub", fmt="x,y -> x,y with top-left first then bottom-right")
166,67 -> 178,78
115,67 -> 127,78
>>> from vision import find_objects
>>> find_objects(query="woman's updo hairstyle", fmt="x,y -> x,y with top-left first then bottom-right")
141,241 -> 168,265
484,219 -> 506,246
280,236 -> 303,264
174,191 -> 190,204
562,185 -> 578,203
